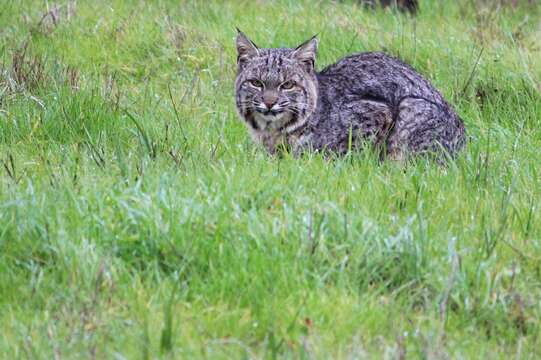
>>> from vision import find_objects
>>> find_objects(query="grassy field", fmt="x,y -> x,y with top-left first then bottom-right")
1,0 -> 540,358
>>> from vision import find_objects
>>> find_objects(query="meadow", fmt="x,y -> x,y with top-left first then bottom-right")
1,0 -> 540,358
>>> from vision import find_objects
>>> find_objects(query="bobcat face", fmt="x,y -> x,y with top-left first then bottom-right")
235,31 -> 318,135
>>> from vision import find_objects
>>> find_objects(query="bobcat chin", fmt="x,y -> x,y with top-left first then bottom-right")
234,30 -> 465,160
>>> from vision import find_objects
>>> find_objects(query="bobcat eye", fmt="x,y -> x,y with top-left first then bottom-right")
247,79 -> 264,88
280,81 -> 296,90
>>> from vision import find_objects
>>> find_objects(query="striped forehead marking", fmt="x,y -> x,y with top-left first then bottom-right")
246,50 -> 299,84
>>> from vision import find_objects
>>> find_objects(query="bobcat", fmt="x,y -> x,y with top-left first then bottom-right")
234,31 -> 465,160
362,0 -> 418,13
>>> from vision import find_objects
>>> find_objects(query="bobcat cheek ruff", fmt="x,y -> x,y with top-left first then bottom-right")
234,30 -> 465,158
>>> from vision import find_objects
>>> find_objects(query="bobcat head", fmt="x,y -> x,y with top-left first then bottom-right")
234,30 -> 318,137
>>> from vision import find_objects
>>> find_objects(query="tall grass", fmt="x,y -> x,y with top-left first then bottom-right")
1,0 -> 540,358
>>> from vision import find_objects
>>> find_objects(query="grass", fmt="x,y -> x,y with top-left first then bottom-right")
1,0 -> 540,358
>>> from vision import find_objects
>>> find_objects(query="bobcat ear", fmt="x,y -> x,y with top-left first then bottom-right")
292,36 -> 318,73
236,29 -> 259,68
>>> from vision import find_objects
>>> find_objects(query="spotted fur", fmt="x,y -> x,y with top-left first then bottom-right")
234,31 -> 466,159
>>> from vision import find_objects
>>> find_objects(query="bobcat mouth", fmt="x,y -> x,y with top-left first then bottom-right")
255,108 -> 283,116
253,109 -> 291,131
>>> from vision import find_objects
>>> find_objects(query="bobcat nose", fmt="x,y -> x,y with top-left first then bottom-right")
262,92 -> 278,109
